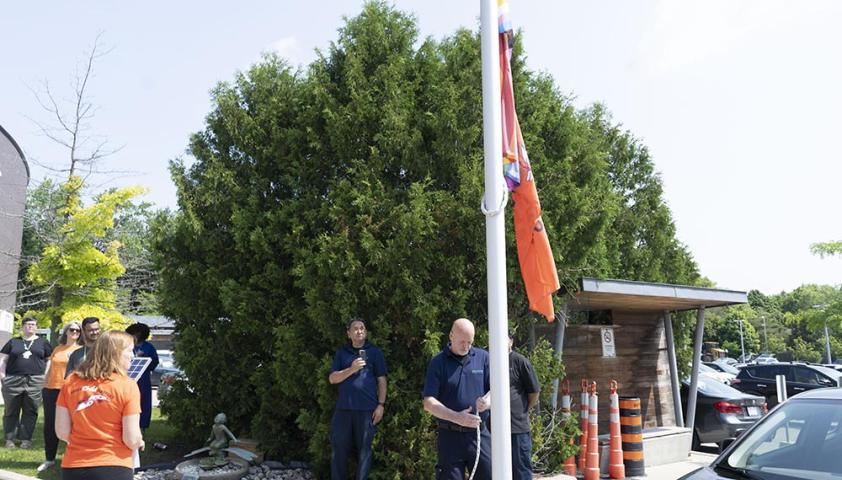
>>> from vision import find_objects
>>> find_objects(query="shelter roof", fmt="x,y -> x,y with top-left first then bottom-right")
566,277 -> 747,313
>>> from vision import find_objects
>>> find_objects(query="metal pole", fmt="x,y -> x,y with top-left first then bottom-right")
738,319 -> 746,363
480,0 -> 512,476
551,305 -> 568,411
825,320 -> 833,364
663,311 -> 684,428
762,316 -> 767,352
685,306 -> 706,436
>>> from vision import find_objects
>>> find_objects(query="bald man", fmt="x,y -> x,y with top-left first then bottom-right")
422,318 -> 492,480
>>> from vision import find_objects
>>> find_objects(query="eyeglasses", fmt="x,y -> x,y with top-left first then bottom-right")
67,328 -> 81,333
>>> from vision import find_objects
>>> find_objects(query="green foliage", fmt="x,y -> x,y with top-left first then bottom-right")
810,241 -> 842,258
704,305 -> 761,360
25,176 -> 144,331
789,338 -> 821,363
522,340 -> 580,473
153,2 -> 700,477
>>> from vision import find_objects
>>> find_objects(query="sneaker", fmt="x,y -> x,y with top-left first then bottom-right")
19,440 -> 32,449
4,439 -> 15,448
36,461 -> 55,472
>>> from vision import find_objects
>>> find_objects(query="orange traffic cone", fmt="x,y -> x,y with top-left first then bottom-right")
608,380 -> 626,479
585,382 -> 600,480
579,379 -> 589,473
560,380 -> 576,476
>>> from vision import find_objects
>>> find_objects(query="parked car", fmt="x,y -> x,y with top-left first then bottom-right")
700,363 -> 735,385
681,378 -> 766,451
150,350 -> 182,387
752,353 -> 778,365
679,387 -> 842,479
705,361 -> 740,376
731,363 -> 842,407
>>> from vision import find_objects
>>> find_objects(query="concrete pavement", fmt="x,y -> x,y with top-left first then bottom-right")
537,451 -> 716,480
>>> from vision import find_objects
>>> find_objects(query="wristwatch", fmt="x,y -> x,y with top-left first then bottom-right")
378,402 -> 385,407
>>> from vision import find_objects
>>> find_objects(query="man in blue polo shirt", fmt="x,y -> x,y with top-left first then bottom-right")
328,318 -> 387,480
422,318 -> 492,480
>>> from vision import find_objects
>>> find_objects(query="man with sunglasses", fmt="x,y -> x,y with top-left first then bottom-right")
64,317 -> 101,377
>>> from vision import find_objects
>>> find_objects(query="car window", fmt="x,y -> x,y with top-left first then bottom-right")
724,399 -> 842,478
794,367 -> 822,385
715,362 -> 740,375
753,365 -> 789,380
696,378 -> 749,397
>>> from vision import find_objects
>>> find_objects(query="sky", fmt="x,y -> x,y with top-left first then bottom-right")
2,1 -> 840,295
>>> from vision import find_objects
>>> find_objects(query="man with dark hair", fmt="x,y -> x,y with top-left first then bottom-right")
0,317 -> 52,449
328,318 -> 387,480
508,331 -> 540,480
64,317 -> 101,377
423,318 -> 492,480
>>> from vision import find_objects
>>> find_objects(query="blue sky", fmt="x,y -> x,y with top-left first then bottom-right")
2,1 -> 840,294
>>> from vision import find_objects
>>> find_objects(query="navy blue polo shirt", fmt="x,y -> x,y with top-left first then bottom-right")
423,345 -> 490,420
331,341 -> 387,411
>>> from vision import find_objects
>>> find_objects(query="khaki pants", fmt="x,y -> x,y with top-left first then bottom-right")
1,374 -> 45,441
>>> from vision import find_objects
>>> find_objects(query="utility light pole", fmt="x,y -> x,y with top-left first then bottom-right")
813,304 -> 832,364
762,316 -> 768,353
736,319 -> 746,363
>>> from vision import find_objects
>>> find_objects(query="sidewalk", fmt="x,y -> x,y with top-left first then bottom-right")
537,451 -> 716,480
0,470 -> 37,480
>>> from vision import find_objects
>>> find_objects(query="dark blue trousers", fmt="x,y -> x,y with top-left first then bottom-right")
330,409 -> 375,480
511,432 -> 533,480
435,426 -> 491,480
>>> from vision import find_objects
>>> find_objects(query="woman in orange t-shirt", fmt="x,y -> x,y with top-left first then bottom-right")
37,321 -> 82,473
56,331 -> 143,480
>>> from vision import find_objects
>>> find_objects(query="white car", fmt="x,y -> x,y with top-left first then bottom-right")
700,363 -> 735,385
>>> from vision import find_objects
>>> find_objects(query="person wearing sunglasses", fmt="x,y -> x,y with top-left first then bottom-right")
37,321 -> 83,472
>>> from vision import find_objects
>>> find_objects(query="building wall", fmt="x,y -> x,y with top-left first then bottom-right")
542,310 -> 677,432
0,126 -> 29,346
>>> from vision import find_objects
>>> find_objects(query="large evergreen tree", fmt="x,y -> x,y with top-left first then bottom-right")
153,2 -> 699,476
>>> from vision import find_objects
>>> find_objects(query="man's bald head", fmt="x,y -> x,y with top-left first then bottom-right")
449,318 -> 475,356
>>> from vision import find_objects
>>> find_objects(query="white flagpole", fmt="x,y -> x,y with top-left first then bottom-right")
480,0 -> 513,478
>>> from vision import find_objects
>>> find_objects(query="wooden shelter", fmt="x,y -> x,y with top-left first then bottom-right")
539,277 -> 747,466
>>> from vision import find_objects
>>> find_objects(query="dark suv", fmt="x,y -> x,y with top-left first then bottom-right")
732,363 -> 842,406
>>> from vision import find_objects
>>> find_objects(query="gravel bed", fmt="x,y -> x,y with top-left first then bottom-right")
135,463 -> 316,480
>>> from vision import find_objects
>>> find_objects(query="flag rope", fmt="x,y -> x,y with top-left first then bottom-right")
480,182 -> 509,217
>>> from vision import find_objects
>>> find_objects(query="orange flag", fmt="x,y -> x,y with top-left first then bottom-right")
499,2 -> 560,321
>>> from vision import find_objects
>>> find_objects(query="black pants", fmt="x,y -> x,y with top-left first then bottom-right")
1,374 -> 44,441
62,466 -> 133,480
511,432 -> 534,480
435,426 -> 492,480
330,409 -> 376,480
42,388 -> 60,461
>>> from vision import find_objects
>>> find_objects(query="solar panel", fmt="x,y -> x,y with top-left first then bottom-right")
127,357 -> 153,382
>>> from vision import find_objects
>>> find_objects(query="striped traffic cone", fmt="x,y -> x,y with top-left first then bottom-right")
608,380 -> 626,479
585,382 -> 600,480
560,380 -> 576,476
619,396 -> 645,477
579,379 -> 589,473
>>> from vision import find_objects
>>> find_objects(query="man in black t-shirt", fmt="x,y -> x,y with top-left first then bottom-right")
0,317 -> 53,449
508,331 -> 540,480
64,317 -> 101,377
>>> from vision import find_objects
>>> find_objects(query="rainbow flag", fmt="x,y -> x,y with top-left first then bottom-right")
498,0 -> 560,321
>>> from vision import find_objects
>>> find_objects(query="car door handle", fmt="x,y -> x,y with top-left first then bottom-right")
757,384 -> 767,388
793,387 -> 805,391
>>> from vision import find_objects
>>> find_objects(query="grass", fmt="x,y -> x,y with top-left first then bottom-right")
0,405 -> 190,479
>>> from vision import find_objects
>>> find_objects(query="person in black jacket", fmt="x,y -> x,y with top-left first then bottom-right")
0,317 -> 53,449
